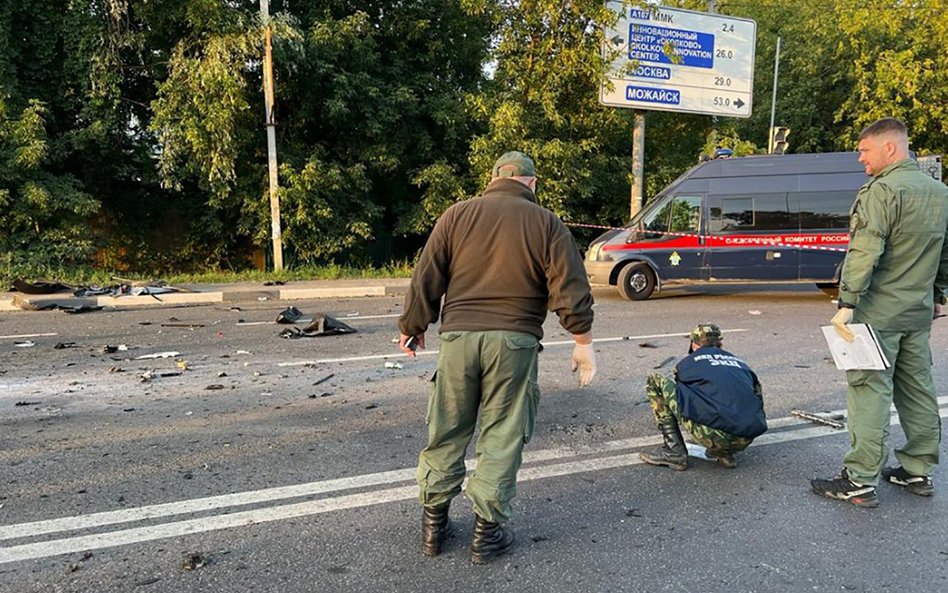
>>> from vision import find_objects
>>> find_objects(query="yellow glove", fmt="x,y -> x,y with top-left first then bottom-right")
831,308 -> 855,343
571,343 -> 597,387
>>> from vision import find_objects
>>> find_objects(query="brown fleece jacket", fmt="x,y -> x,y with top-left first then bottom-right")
398,178 -> 594,339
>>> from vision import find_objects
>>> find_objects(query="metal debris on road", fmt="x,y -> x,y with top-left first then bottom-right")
14,401 -> 41,406
638,342 -> 658,348
790,409 -> 845,430
161,323 -> 205,328
279,314 -> 357,339
384,361 -> 403,370
102,345 -> 129,354
313,373 -> 335,385
653,356 -> 675,369
13,340 -> 35,348
181,552 -> 207,571
748,310 -> 762,315
206,384 -> 225,390
135,351 -> 180,360
54,342 -> 78,349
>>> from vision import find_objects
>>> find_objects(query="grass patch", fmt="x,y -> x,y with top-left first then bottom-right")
4,261 -> 415,288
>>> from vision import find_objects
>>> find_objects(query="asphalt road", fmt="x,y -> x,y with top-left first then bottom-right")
1,284 -> 947,593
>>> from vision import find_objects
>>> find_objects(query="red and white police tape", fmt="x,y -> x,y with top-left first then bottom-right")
563,222 -> 849,253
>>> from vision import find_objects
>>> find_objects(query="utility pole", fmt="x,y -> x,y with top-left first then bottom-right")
260,0 -> 283,271
768,37 -> 782,154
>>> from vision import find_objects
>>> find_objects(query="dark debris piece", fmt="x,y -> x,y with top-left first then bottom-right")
276,306 -> 304,324
279,314 -> 357,338
182,552 -> 207,571
638,342 -> 659,348
14,401 -> 41,406
55,342 -> 78,349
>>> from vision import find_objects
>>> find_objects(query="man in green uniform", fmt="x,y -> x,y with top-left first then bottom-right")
398,151 -> 596,562
812,117 -> 948,508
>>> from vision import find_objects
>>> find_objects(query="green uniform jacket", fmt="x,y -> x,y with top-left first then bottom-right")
838,158 -> 948,331
398,178 -> 594,340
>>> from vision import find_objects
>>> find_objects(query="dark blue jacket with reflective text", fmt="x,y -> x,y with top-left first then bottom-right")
675,346 -> 767,438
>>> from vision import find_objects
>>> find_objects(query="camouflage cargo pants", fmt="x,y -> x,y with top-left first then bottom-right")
646,373 -> 752,455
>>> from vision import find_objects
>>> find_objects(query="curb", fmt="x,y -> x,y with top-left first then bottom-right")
2,283 -> 408,312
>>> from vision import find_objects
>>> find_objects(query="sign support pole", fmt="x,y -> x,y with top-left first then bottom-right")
631,111 -> 645,219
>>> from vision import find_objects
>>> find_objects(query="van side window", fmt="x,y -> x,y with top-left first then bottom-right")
638,195 -> 702,240
792,191 -> 855,229
710,193 -> 790,232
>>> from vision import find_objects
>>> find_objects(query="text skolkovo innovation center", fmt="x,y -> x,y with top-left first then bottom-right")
601,3 -> 757,118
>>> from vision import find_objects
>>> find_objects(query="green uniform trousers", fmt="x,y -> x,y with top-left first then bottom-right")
416,330 -> 540,524
646,373 -> 752,455
843,328 -> 942,485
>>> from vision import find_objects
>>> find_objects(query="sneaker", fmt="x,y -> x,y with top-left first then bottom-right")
881,466 -> 934,497
810,468 -> 878,508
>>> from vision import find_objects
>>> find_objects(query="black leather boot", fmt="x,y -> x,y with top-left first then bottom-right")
421,505 -> 451,556
639,418 -> 688,470
470,515 -> 514,564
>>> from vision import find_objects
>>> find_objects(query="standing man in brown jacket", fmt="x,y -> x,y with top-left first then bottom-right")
398,150 -> 596,563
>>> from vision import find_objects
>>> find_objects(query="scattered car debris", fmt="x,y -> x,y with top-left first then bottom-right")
624,508 -> 643,518
308,392 -> 333,398
235,350 -> 251,355
14,401 -> 41,406
54,342 -> 78,349
748,310 -> 762,315
205,384 -> 225,390
101,344 -> 129,354
276,306 -> 304,324
161,323 -> 205,328
217,371 -> 228,377
384,362 -> 403,370
135,351 -> 180,360
653,356 -> 675,369
638,342 -> 658,348
790,409 -> 845,430
365,403 -> 379,410
313,374 -> 335,386
14,340 -> 36,348
139,370 -> 183,382
13,279 -> 74,294
176,360 -> 190,371
61,305 -> 105,314
181,552 -> 207,571
279,315 -> 357,339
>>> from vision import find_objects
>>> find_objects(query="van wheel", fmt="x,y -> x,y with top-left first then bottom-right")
816,282 -> 839,297
617,263 -> 656,301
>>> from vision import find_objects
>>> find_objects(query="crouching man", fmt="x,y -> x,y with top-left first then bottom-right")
640,323 -> 767,470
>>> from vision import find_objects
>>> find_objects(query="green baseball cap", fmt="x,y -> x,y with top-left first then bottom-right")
492,151 -> 536,178
689,323 -> 722,345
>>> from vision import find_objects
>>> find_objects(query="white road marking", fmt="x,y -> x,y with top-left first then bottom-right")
1,333 -> 58,340
3,404 -> 946,564
275,329 -> 749,367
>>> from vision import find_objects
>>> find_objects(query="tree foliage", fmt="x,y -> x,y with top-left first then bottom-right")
0,0 -> 946,280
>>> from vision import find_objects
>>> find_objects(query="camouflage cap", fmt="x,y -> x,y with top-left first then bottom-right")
492,151 -> 536,178
689,323 -> 722,345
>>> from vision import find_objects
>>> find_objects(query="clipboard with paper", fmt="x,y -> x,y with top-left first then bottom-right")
821,324 -> 890,370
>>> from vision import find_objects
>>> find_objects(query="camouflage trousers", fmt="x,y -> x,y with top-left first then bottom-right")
646,373 -> 752,455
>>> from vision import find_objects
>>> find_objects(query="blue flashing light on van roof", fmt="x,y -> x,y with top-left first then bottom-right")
585,151 -> 881,300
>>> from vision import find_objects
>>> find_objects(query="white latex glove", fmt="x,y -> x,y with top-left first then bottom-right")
571,343 -> 597,387
831,308 -> 855,343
